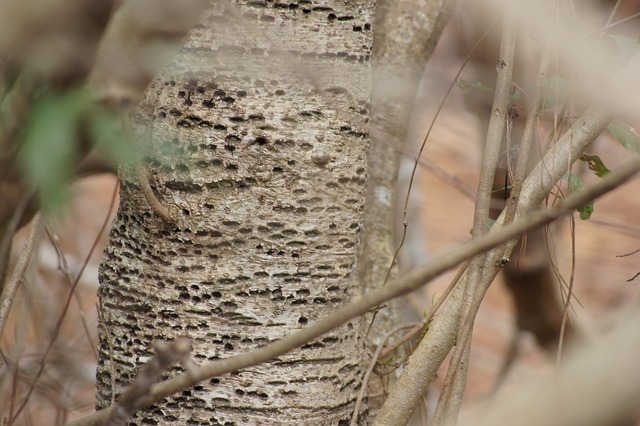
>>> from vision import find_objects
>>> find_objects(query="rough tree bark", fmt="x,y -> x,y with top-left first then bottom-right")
96,1 -> 374,424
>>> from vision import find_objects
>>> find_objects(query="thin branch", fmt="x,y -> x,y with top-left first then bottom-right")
373,43 -> 640,420
350,323 -> 418,426
107,337 -> 194,426
617,248 -> 640,258
0,213 -> 42,344
0,190 -> 33,294
432,3 -> 520,424
572,11 -> 640,42
379,262 -> 469,362
9,181 -> 118,424
556,214 -> 576,367
366,11 -> 500,333
67,155 -> 640,426
45,226 -> 97,359
134,163 -> 177,223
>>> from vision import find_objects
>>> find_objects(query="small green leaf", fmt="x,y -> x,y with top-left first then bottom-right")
608,119 -> 640,154
564,173 -> 583,192
458,79 -> 494,93
578,202 -> 594,220
580,154 -> 611,177
562,173 -> 593,220
89,107 -> 138,166
19,88 -> 90,212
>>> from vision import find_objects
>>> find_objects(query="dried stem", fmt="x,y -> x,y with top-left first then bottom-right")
0,213 -> 42,344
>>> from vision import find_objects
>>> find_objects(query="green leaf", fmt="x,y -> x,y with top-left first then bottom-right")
457,79 -> 494,93
89,107 -> 138,166
19,88 -> 90,212
608,35 -> 640,60
564,173 -> 583,191
608,119 -> 640,154
562,173 -> 593,220
580,154 -> 611,177
578,202 -> 594,220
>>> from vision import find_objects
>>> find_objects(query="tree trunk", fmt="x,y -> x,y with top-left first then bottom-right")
96,1 -> 373,424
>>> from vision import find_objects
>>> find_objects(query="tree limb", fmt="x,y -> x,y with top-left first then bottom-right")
432,2 -> 520,423
67,153 -> 640,426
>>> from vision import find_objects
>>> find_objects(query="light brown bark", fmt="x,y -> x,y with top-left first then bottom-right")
96,2 -> 373,424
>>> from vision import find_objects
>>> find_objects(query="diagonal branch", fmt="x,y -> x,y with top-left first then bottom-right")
373,48 -> 640,425
67,153 -> 640,426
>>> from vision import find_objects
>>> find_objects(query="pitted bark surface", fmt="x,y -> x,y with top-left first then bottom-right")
96,1 -> 373,424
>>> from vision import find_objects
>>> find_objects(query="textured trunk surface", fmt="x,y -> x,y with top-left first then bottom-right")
96,1 -> 373,424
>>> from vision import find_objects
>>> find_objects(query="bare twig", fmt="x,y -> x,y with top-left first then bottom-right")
432,3 -> 520,424
373,42 -> 640,419
366,11 -> 499,334
135,163 -> 177,223
45,226 -> 97,359
379,262 -> 469,362
556,214 -> 576,367
107,337 -> 194,426
0,213 -> 42,345
67,155 -> 640,426
9,180 -> 118,424
350,323 -> 418,426
617,248 -> 640,258
0,190 -> 33,294
353,262 -> 469,424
